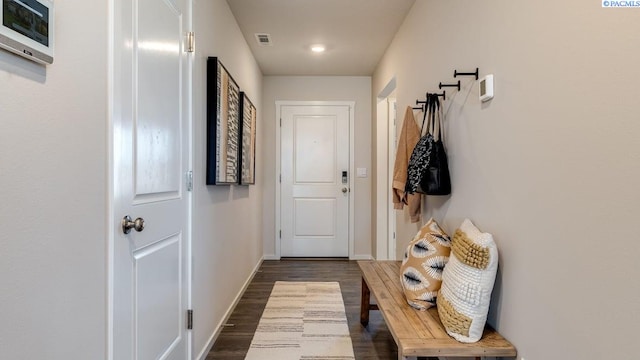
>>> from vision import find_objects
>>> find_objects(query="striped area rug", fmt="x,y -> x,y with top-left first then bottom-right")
244,281 -> 355,360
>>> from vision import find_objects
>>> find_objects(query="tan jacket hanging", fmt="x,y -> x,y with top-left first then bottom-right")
392,106 -> 421,223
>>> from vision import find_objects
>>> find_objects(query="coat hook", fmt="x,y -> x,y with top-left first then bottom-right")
439,80 -> 460,91
454,67 -> 479,80
427,91 -> 446,101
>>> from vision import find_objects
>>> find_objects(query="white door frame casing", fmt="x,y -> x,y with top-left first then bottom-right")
375,99 -> 389,260
274,101 -> 355,259
387,98 -> 397,260
375,77 -> 397,260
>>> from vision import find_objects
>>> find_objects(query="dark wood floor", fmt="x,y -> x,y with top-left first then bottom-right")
205,259 -> 399,360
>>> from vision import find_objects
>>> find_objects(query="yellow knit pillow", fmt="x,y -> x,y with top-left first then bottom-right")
399,218 -> 451,310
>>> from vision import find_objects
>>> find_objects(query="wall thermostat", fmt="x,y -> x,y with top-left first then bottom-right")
0,0 -> 55,64
479,74 -> 494,102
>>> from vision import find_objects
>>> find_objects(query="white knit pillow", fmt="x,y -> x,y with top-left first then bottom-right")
437,219 -> 498,343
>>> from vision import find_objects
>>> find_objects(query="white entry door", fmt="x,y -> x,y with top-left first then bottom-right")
112,0 -> 191,359
280,104 -> 350,257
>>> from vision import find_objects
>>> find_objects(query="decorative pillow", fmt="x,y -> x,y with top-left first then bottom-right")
437,219 -> 499,343
400,218 -> 451,310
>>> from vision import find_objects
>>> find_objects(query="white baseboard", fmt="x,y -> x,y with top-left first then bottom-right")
265,254 -> 370,261
195,257 -> 264,360
350,254 -> 373,260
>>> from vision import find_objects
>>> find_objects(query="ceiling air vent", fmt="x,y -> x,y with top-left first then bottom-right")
254,33 -> 273,46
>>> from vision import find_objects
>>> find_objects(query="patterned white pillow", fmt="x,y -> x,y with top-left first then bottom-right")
400,218 -> 451,310
437,219 -> 498,343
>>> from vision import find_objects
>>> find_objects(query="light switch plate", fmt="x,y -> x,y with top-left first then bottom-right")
356,168 -> 367,178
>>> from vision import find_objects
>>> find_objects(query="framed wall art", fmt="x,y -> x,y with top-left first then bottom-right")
239,92 -> 256,185
206,57 -> 240,185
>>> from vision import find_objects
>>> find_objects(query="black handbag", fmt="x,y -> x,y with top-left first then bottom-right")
405,94 -> 435,195
404,94 -> 451,195
421,95 -> 451,195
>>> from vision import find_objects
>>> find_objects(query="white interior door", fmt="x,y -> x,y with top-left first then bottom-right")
387,98 -> 397,260
280,104 -> 350,257
112,0 -> 191,359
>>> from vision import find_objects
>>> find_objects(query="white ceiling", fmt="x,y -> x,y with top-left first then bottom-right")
226,0 -> 416,76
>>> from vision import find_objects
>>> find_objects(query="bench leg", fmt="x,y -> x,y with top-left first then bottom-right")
360,277 -> 370,326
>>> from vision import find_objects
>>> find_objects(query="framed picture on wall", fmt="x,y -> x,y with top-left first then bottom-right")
206,57 -> 240,185
239,92 -> 256,185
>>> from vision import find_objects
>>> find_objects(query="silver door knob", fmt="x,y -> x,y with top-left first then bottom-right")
342,187 -> 348,193
122,215 -> 145,234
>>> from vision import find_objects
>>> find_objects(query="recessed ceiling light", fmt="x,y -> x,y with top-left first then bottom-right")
311,45 -> 326,53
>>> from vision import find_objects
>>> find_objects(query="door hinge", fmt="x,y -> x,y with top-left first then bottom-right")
187,309 -> 193,330
279,230 -> 282,239
279,173 -> 281,183
186,32 -> 195,53
186,170 -> 193,191
280,118 -> 282,127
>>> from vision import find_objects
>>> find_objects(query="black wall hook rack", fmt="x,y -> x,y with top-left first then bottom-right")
427,91 -> 446,101
439,80 -> 460,91
454,68 -> 479,80
416,90 -> 447,108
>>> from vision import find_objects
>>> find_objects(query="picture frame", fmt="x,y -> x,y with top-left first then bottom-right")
239,92 -> 256,185
206,57 -> 240,185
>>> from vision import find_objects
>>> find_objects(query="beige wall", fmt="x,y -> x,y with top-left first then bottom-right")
374,0 -> 640,359
192,0 -> 264,357
0,1 -> 108,358
262,76 -> 372,259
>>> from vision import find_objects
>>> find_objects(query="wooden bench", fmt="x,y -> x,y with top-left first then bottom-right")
358,260 -> 516,360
